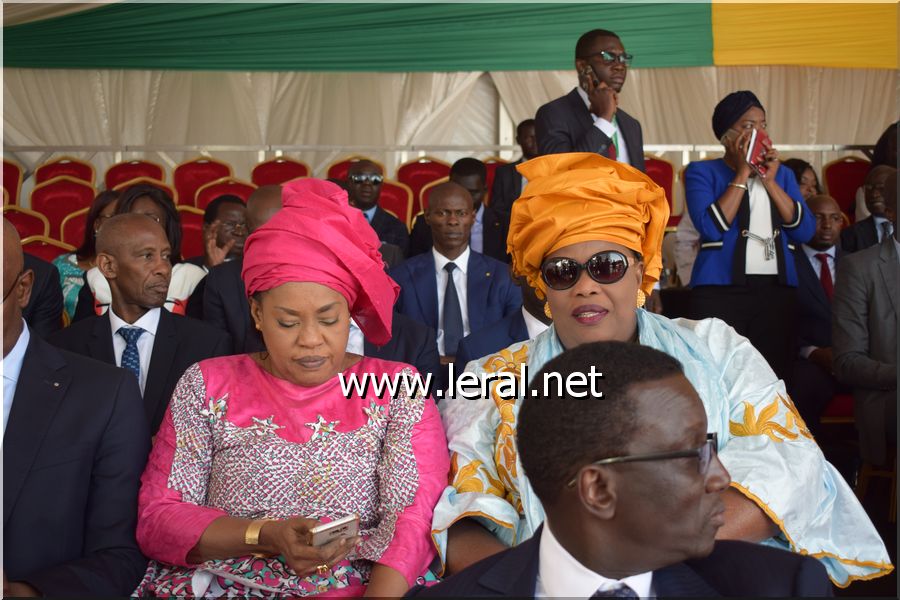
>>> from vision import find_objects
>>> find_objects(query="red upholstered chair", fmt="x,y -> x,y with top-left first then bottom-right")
177,205 -> 206,261
397,156 -> 451,218
3,159 -> 24,205
29,176 -> 95,240
173,157 -> 233,206
378,180 -> 414,229
418,176 -> 450,213
645,155 -> 678,229
819,393 -> 854,425
105,159 -> 166,191
35,156 -> 95,186
483,156 -> 508,207
823,156 -> 871,222
3,206 -> 50,238
195,177 -> 257,210
21,235 -> 75,262
251,157 -> 310,186
112,176 -> 176,200
326,155 -> 383,181
61,207 -> 90,248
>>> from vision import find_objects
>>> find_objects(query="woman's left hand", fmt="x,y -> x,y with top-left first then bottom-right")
758,140 -> 780,181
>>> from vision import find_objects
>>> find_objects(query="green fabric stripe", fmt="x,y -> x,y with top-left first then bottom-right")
4,3 -> 713,71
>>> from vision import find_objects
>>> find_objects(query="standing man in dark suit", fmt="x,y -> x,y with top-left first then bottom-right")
348,159 -> 410,257
411,342 -> 832,598
50,214 -> 230,434
21,253 -> 63,337
840,165 -> 895,253
3,219 -> 149,597
490,119 -> 538,216
535,29 -> 645,172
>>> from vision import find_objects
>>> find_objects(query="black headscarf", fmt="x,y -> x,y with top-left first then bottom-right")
712,91 -> 765,140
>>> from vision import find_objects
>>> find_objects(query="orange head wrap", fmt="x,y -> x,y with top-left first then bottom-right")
508,153 -> 669,298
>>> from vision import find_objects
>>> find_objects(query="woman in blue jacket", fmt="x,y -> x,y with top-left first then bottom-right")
685,91 -> 814,385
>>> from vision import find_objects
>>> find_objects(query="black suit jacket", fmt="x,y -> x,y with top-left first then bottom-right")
408,527 -> 832,598
793,245 -> 840,349
840,215 -> 879,253
408,206 -> 510,263
535,88 -> 645,172
4,331 -> 149,596
49,309 -> 231,433
370,206 -> 410,258
490,158 -> 525,216
22,254 -> 63,338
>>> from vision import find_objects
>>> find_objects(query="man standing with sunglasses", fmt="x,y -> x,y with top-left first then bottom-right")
347,160 -> 410,258
535,28 -> 645,172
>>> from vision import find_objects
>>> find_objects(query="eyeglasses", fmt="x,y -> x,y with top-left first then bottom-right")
540,250 -> 632,290
430,208 -> 472,219
583,50 -> 633,66
567,433 -> 719,487
348,173 -> 384,185
2,270 -> 24,303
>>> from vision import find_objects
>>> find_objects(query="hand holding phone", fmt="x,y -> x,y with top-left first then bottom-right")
307,514 -> 360,547
580,65 -> 617,121
744,128 -> 770,177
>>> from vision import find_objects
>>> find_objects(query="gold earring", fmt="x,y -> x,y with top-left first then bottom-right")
255,322 -> 261,331
544,302 -> 553,319
636,289 -> 646,308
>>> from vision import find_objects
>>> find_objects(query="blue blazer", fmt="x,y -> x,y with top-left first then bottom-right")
389,250 -> 522,339
685,159 -> 814,287
793,245 -> 841,350
455,309 -> 529,370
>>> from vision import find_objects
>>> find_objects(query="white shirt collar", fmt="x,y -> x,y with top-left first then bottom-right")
433,245 -> 470,275
2,321 -> 30,384
522,307 -> 550,341
108,306 -> 162,336
576,85 -> 592,111
537,520 -> 653,599
801,243 -> 836,260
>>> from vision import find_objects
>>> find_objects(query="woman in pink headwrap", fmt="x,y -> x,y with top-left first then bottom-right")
133,179 -> 450,598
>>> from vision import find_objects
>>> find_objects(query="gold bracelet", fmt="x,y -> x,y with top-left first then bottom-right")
728,182 -> 748,191
244,519 -> 273,556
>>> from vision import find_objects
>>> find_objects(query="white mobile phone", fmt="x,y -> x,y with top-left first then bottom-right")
744,128 -> 758,164
307,514 -> 359,547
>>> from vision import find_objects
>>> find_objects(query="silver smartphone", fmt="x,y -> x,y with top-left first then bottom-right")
307,514 -> 360,547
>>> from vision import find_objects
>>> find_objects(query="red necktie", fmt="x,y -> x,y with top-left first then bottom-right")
815,253 -> 833,300
606,140 -> 617,160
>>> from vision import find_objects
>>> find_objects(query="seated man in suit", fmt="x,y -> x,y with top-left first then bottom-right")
840,165 -> 895,253
833,170 -> 898,469
22,253 -> 63,337
3,219 -> 149,597
789,194 -> 848,433
347,159 -> 410,257
535,28 -> 645,172
411,341 -> 831,598
184,194 -> 247,271
490,119 -> 538,216
50,213 -> 231,434
391,181 -> 522,362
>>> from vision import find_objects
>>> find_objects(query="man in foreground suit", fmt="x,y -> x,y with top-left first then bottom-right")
3,219 -> 149,597
840,165 -> 895,253
51,214 -> 230,433
535,28 -> 645,172
348,159 -> 410,257
410,341 -> 832,597
490,119 -> 538,216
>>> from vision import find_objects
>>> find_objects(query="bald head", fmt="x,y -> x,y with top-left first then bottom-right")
806,194 -> 840,214
807,194 -> 844,251
3,219 -> 33,356
427,181 -> 472,210
346,160 -> 383,210
348,160 -> 382,176
96,213 -> 166,257
425,181 -> 475,259
246,185 -> 283,232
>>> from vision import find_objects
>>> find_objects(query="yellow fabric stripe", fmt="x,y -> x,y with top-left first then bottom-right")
713,3 -> 897,69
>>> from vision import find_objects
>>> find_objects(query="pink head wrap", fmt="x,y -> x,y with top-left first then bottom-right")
241,178 -> 399,346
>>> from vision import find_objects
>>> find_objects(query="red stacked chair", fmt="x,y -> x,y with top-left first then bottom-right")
823,156 -> 871,222
397,156 -> 451,218
177,206 -> 206,260
105,159 -> 166,191
3,206 -> 50,238
35,156 -> 95,186
645,155 -> 678,229
418,176 -> 450,215
29,176 -> 95,240
326,155 -> 382,181
21,236 -> 75,262
483,157 -> 508,207
378,181 -> 414,229
195,177 -> 257,210
3,159 -> 24,205
173,157 -> 232,206
251,157 -> 310,186
112,176 -> 176,200
61,207 -> 90,248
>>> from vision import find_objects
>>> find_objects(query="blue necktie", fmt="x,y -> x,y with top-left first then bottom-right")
591,583 -> 639,598
117,326 -> 144,383
442,262 -> 464,357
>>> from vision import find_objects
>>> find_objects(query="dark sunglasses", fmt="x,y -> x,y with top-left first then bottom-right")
348,173 -> 384,185
567,433 -> 719,487
540,250 -> 632,290
583,50 -> 633,66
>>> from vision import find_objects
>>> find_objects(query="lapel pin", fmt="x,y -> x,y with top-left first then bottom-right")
53,382 -> 60,388
486,272 -> 492,277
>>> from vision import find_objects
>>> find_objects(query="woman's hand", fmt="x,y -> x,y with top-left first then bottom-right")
722,129 -> 753,181
261,518 -> 359,578
757,139 -> 780,182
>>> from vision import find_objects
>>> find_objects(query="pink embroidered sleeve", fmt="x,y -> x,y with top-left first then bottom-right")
356,367 -> 450,585
135,364 -> 229,567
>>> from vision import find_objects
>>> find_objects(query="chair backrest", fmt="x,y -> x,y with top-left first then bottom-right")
177,205 -> 206,260
418,176 -> 450,213
378,180 -> 414,229
29,176 -> 96,240
644,155 -> 678,228
173,157 -> 233,206
3,159 -> 24,205
105,159 -> 166,191
396,156 -> 451,217
482,156 -> 509,206
3,205 -> 50,238
195,177 -> 257,210
35,156 -> 95,186
251,157 -> 310,186
112,176 -> 177,200
326,155 -> 383,181
823,156 -> 871,219
21,235 -> 75,262
61,207 -> 90,248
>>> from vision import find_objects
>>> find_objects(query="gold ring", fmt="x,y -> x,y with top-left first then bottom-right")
316,563 -> 330,577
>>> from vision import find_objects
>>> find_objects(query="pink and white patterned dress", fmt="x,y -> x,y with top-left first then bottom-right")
133,354 -> 449,597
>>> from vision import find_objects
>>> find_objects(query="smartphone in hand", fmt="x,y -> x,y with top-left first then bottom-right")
307,514 -> 360,547
744,128 -> 770,176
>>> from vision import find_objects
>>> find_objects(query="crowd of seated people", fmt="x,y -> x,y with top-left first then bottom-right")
3,26 -> 897,599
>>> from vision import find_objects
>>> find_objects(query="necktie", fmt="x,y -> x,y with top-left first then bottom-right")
442,263 -> 464,357
881,221 -> 893,242
117,326 -> 144,383
605,116 -> 619,160
591,583 -> 639,598
814,253 -> 833,300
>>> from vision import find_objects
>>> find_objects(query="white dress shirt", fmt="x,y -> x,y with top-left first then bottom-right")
433,246 -> 471,356
470,204 -> 485,254
346,318 -> 365,355
798,244 -> 837,359
535,519 -> 654,598
109,307 -> 161,395
2,321 -> 30,442
576,86 -> 631,166
874,215 -> 892,242
745,177 -> 778,275
522,307 -> 550,340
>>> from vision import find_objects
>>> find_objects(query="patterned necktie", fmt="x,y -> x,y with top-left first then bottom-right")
117,326 -> 145,383
442,263 -> 464,357
591,583 -> 639,598
605,116 -> 619,160
881,220 -> 893,242
814,253 -> 833,300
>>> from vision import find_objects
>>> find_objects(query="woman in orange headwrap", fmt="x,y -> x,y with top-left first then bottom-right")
431,153 -> 891,588
133,179 -> 450,597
